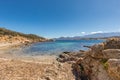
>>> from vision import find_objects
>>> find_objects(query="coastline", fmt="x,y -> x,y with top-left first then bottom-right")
0,41 -> 75,80
0,38 -> 120,80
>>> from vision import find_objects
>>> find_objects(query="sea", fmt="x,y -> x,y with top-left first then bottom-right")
17,39 -> 105,56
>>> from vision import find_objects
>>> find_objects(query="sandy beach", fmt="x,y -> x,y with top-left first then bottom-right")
0,44 -> 75,80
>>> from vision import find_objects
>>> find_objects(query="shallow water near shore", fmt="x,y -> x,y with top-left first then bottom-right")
0,40 -> 105,56
19,39 -> 105,56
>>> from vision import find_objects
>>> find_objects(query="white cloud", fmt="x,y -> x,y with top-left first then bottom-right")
81,32 -> 86,34
90,31 -> 103,34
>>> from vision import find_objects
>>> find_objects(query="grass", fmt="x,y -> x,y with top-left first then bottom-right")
100,58 -> 109,70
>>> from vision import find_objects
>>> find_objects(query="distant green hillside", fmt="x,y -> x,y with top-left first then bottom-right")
0,27 -> 47,42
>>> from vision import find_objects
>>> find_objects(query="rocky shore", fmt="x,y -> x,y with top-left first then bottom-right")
0,40 -> 74,80
0,28 -> 75,80
0,37 -> 120,80
0,35 -> 51,50
0,55 -> 75,80
57,38 -> 120,80
0,28 -> 51,49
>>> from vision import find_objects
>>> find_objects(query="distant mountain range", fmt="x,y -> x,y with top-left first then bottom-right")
56,32 -> 120,40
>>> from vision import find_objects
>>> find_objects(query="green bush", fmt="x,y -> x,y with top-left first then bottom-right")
100,58 -> 108,70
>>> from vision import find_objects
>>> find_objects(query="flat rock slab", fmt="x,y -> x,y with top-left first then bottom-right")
103,49 -> 120,59
107,59 -> 120,80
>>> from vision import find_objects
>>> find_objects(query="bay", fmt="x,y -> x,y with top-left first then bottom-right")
21,39 -> 105,55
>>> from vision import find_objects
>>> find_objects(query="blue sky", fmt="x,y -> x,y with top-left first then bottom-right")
0,0 -> 120,38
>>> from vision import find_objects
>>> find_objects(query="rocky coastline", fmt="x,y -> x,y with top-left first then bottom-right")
0,36 -> 120,80
57,38 -> 120,80
0,28 -> 52,49
0,35 -> 74,80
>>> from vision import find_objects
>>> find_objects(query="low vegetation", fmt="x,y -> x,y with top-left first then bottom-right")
0,27 -> 47,42
100,58 -> 108,69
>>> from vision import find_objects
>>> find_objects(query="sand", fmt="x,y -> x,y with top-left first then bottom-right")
0,44 -> 75,80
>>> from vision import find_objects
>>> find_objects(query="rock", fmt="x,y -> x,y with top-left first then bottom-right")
79,50 -> 85,52
107,59 -> 120,80
90,43 -> 104,58
102,49 -> 120,59
57,52 -> 78,63
57,38 -> 120,80
71,38 -> 120,80
104,38 -> 120,49
63,51 -> 71,54
44,76 -> 54,80
72,56 -> 113,80
57,52 -> 84,63
83,45 -> 91,48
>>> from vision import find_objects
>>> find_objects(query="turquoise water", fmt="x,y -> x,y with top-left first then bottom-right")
22,40 -> 105,55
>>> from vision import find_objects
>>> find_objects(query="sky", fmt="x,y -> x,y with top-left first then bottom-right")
0,0 -> 120,38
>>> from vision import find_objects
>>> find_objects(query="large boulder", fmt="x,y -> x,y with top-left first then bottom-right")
104,38 -> 120,49
107,59 -> 120,80
90,43 -> 105,58
71,38 -> 120,80
102,49 -> 120,59
57,52 -> 84,63
72,56 -> 113,80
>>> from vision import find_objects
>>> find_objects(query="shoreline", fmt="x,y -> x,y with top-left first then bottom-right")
0,38 -> 120,80
0,41 -> 75,80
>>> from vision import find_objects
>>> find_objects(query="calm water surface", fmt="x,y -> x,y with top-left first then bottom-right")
20,39 -> 105,55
